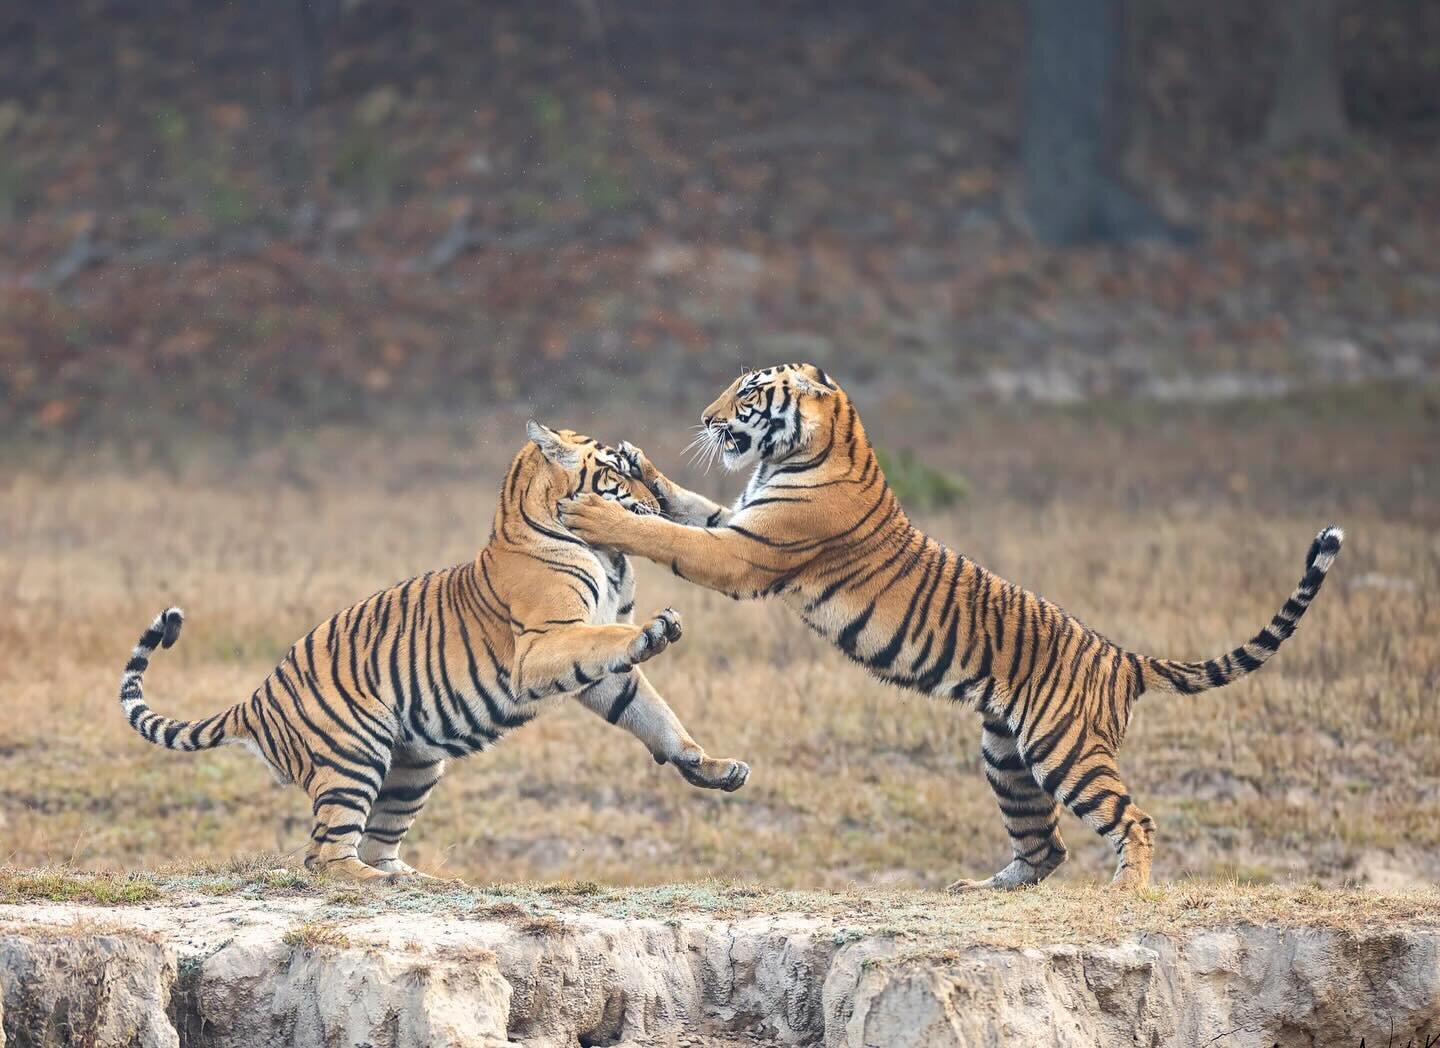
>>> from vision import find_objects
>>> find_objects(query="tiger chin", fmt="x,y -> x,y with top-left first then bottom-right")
560,363 -> 1344,892
116,421 -> 749,884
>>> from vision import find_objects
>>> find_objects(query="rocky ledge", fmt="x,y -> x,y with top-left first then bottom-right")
2,874 -> 1439,1047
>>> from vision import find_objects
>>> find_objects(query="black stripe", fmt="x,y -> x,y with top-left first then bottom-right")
606,675 -> 639,724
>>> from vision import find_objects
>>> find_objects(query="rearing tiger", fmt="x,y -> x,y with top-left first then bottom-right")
117,422 -> 749,882
560,363 -> 1343,891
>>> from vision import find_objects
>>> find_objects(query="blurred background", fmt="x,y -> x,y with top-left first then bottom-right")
1,0 -> 1437,890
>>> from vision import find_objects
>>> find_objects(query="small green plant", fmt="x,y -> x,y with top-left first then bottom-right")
530,91 -> 566,132
249,867 -> 310,892
875,448 -> 969,511
133,206 -> 172,236
334,129 -> 397,203
153,105 -> 189,146
202,172 -> 253,228
0,870 -> 161,906
584,169 -> 633,211
195,877 -> 244,896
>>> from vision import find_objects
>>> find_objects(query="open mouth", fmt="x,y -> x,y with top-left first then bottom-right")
683,421 -> 743,473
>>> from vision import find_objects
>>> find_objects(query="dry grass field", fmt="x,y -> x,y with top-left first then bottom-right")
2,384 -> 1437,891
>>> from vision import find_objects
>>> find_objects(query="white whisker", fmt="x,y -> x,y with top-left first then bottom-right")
683,427 -> 717,468
700,429 -> 723,475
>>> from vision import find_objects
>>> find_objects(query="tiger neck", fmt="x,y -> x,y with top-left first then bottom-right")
489,455 -> 575,556
753,400 -> 912,536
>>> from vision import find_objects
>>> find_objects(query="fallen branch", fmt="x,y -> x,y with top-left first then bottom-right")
402,213 -> 649,275
23,229 -> 275,290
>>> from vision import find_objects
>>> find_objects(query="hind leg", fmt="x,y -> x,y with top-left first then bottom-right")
302,762 -> 396,883
358,755 -> 445,877
1024,730 -> 1156,891
948,717 -> 1067,892
575,669 -> 749,792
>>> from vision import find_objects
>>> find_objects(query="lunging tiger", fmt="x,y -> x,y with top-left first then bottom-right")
117,422 -> 749,882
560,363 -> 1343,891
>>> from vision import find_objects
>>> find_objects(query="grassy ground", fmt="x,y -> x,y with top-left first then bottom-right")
4,864 -> 1439,953
1,386 -> 1437,891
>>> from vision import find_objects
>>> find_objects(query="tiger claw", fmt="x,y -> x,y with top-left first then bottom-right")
673,749 -> 749,792
628,608 -> 682,664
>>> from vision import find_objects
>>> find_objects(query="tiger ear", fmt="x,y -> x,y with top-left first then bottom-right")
527,419 -> 581,469
790,365 -> 835,397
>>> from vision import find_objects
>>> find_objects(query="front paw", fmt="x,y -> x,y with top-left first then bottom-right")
673,747 -> 750,792
627,607 -> 682,664
617,441 -> 677,512
616,441 -> 665,487
559,493 -> 638,548
631,607 -> 682,660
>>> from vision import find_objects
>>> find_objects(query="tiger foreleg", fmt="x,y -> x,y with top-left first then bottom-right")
616,442 -> 733,528
574,668 -> 749,792
510,610 -> 683,700
558,497 -> 792,599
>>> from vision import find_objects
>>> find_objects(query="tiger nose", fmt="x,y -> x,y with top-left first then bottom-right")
702,414 -> 714,427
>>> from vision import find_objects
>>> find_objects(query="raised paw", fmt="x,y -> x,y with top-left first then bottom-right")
617,441 -> 671,494
627,608 -> 682,664
615,441 -> 651,480
558,492 -> 639,549
672,746 -> 750,792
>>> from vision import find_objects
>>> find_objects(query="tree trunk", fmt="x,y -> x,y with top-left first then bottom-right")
1021,0 -> 1187,246
1265,0 -> 1347,147
284,0 -> 339,109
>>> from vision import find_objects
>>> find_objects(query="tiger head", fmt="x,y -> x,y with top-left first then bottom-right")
695,362 -> 838,472
525,420 -> 662,516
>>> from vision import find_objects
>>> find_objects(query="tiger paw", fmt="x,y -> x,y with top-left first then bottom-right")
368,858 -> 435,879
946,858 -> 1051,893
617,441 -> 673,498
616,441 -> 658,484
627,608 -> 682,664
315,856 -> 404,885
672,747 -> 749,792
559,492 -> 641,549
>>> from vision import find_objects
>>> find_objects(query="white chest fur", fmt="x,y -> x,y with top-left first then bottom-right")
588,549 -> 635,625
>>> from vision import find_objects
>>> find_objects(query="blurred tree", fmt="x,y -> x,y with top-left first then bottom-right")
279,0 -> 340,108
1265,0 -> 1348,147
1022,0 -> 1188,247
